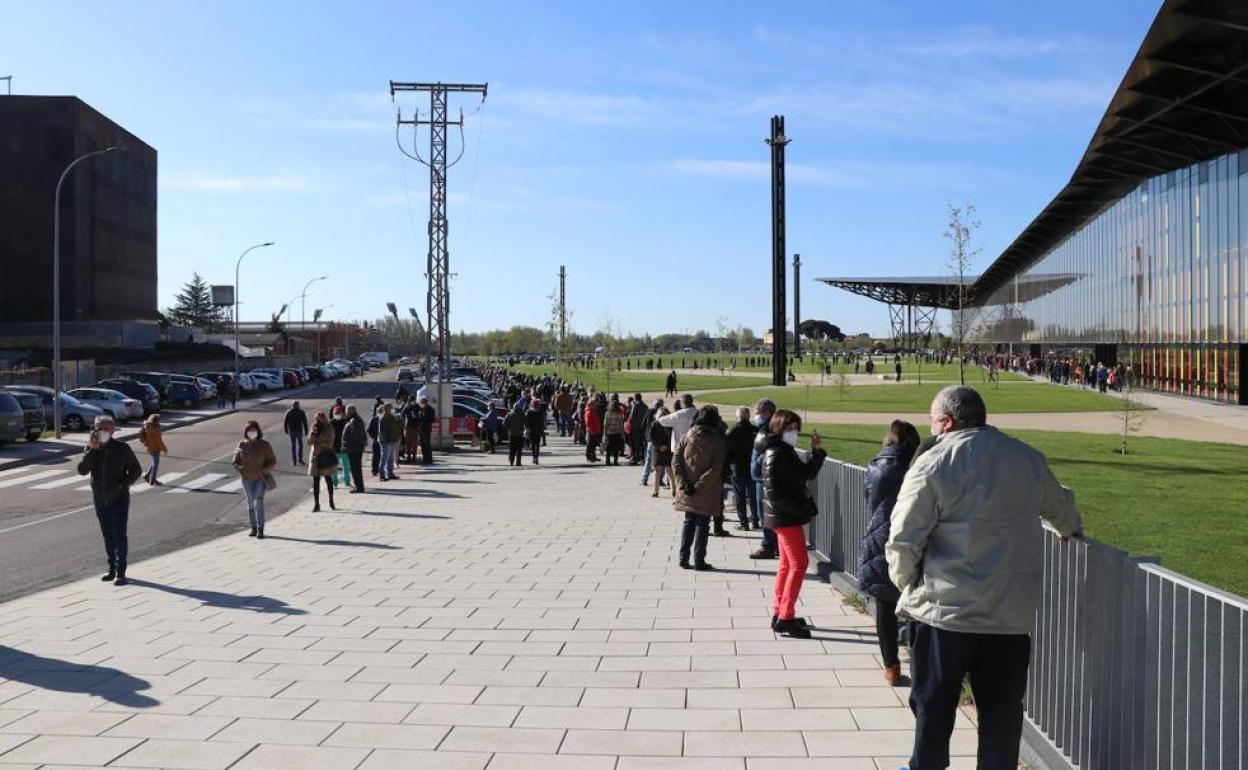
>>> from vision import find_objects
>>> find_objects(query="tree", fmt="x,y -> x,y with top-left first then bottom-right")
166,273 -> 228,332
943,203 -> 981,385
1118,388 -> 1148,455
267,313 -> 290,352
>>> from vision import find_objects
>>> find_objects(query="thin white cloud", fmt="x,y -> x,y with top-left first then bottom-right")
165,171 -> 316,193
899,27 -> 1068,58
668,158 -> 1015,192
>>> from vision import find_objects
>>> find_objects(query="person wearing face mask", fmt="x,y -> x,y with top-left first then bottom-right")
233,420 -> 277,538
672,405 -> 728,571
762,409 -> 826,638
887,386 -> 1082,770
724,406 -> 759,531
748,399 -> 778,559
76,414 -> 143,586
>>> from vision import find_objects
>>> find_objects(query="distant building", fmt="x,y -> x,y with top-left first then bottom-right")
0,95 -> 158,348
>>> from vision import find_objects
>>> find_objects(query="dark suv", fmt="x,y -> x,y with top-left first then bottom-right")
99,378 -> 161,415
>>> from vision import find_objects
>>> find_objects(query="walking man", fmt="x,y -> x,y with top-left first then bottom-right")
283,400 -> 308,465
77,415 -> 142,586
341,405 -> 368,493
887,386 -> 1083,769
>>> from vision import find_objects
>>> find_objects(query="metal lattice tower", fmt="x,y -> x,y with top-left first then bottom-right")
390,80 -> 487,383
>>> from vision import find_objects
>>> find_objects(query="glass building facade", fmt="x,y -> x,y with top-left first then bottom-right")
966,148 -> 1248,404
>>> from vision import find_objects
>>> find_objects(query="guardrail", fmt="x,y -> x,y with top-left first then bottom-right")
806,457 -> 1246,769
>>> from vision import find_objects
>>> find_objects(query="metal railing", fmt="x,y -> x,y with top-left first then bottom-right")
807,457 -> 1246,769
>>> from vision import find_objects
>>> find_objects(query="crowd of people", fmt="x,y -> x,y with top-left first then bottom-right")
74,362 -> 1087,768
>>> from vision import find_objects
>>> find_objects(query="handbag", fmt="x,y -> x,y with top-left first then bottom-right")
316,449 -> 338,469
262,472 -> 277,491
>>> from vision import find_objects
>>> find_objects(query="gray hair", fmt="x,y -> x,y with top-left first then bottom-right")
754,398 -> 776,416
736,406 -> 750,421
94,414 -> 116,430
932,385 -> 987,429
346,404 -> 357,416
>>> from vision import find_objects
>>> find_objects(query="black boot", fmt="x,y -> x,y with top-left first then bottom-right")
774,618 -> 811,638
113,571 -> 128,587
101,569 -> 115,582
249,527 -> 257,537
257,528 -> 265,539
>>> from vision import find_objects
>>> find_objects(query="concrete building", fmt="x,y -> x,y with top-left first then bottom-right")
0,95 -> 158,347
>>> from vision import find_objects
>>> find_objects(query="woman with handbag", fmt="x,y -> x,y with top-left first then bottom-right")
232,419 -> 277,539
308,411 -> 338,512
762,409 -> 826,639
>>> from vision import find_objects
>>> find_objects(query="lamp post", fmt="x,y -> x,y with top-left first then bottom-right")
300,275 -> 327,341
53,146 -> 119,439
233,241 -> 275,384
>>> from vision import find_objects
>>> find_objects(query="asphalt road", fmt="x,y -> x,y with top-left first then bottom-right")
0,371 -> 407,603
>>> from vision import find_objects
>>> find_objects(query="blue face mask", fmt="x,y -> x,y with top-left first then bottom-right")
751,415 -> 766,427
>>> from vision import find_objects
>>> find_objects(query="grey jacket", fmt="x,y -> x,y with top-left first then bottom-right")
885,426 -> 1083,635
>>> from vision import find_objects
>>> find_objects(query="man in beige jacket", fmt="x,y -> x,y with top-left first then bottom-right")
886,385 -> 1082,770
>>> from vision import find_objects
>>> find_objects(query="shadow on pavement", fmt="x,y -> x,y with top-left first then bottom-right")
364,488 -> 463,499
126,579 -> 307,615
351,510 -> 450,520
262,535 -> 400,550
0,646 -> 159,708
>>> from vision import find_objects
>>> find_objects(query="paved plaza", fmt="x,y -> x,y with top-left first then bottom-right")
0,438 -> 979,769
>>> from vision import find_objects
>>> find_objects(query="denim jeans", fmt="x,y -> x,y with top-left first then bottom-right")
679,513 -> 710,566
379,441 -> 398,478
146,451 -> 161,483
289,433 -> 303,464
94,495 -> 130,573
731,473 -> 757,526
242,477 -> 266,529
757,480 -> 777,553
640,443 -> 654,484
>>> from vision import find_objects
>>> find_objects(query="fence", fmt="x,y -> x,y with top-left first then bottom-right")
807,457 -> 1246,769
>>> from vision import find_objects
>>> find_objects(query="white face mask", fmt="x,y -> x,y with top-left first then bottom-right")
98,430 -> 112,444
782,430 -> 799,447
246,430 -> 259,440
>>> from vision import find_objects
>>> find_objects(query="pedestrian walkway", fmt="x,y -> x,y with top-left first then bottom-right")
0,438 -> 980,769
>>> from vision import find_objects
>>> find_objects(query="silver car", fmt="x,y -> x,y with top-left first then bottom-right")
5,386 -> 104,431
67,387 -> 144,421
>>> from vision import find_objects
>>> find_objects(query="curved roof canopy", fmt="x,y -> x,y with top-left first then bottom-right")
821,0 -> 1248,308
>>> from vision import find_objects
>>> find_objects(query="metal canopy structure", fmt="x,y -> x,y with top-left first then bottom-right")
820,0 -> 1248,337
975,0 -> 1248,300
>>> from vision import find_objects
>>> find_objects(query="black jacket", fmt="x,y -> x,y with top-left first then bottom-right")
418,405 -> 435,435
725,419 -> 757,477
330,416 -> 347,451
283,406 -> 308,436
77,440 -> 142,506
856,445 -> 915,602
524,407 -> 545,439
342,415 -> 368,454
762,434 -> 826,529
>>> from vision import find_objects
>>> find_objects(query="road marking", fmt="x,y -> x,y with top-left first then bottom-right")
167,473 -> 228,494
0,469 -> 71,489
215,478 -> 244,493
30,474 -> 93,490
131,472 -> 189,494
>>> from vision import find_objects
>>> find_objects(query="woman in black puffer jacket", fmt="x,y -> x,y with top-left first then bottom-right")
763,409 -> 827,639
858,420 -> 920,685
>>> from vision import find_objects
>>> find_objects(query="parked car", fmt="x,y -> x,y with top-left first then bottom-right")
247,371 -> 283,391
195,377 -> 218,400
67,387 -> 144,421
1,390 -> 44,442
5,386 -> 104,431
397,368 -> 416,382
97,378 -> 161,415
113,371 -> 175,402
166,381 -> 202,409
0,393 -> 25,445
198,372 -> 237,396
301,366 -> 325,384
236,372 -> 257,394
166,374 -> 209,401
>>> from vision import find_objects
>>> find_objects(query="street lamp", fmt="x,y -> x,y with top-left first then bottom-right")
316,305 -> 334,359
233,241 -> 275,384
301,275 -> 327,340
53,145 -> 119,438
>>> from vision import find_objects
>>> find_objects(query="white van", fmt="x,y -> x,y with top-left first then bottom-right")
358,351 -> 390,366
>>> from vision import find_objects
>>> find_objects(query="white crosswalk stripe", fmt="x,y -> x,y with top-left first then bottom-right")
167,473 -> 228,494
215,478 -> 244,493
30,474 -> 92,490
0,469 -> 71,489
131,471 -> 189,493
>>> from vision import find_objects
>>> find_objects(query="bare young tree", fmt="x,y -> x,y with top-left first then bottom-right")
1118,388 -> 1148,455
943,203 -> 981,386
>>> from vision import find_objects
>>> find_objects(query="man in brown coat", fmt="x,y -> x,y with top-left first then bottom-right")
672,405 -> 728,571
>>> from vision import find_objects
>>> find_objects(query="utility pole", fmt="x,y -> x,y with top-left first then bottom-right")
558,265 -> 567,366
792,253 -> 801,360
766,115 -> 789,387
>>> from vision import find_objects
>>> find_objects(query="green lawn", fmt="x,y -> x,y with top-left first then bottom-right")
505,364 -> 766,394
703,381 -> 1131,413
603,354 -> 1027,382
803,421 -> 1248,597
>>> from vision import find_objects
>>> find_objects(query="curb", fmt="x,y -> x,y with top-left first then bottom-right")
0,384 -> 322,472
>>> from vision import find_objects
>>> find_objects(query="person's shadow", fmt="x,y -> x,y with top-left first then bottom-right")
263,535 -> 400,550
0,646 -> 158,708
127,580 -> 307,615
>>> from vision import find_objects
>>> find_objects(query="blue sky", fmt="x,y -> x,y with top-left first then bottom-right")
5,0 -> 1158,337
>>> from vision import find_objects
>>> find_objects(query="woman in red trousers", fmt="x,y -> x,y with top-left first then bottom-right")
762,409 -> 827,638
